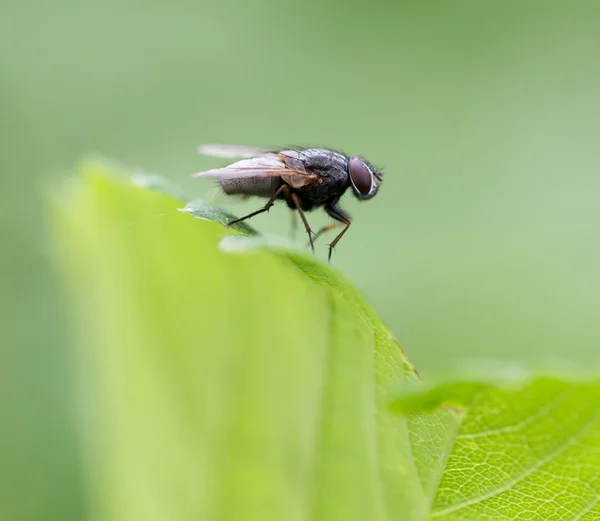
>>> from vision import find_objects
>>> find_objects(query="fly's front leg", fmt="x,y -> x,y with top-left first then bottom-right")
310,222 -> 343,246
324,203 -> 351,262
226,184 -> 287,228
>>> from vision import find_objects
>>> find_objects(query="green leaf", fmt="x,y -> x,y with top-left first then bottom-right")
49,159 -> 424,521
50,160 -> 600,521
393,374 -> 600,520
180,200 -> 258,236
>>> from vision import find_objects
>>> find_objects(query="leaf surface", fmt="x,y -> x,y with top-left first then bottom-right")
50,160 -> 600,521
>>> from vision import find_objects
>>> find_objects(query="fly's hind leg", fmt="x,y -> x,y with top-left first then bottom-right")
225,184 -> 287,228
290,210 -> 298,241
323,203 -> 351,262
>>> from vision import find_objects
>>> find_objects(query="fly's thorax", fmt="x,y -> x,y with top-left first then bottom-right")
297,169 -> 351,205
219,176 -> 282,197
278,148 -> 351,206
282,148 -> 349,175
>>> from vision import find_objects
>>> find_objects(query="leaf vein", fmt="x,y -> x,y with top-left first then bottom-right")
431,409 -> 600,518
306,288 -> 336,521
569,493 -> 600,521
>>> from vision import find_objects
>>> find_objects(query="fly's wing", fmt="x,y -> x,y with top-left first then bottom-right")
193,152 -> 320,188
278,149 -> 326,188
197,144 -> 269,159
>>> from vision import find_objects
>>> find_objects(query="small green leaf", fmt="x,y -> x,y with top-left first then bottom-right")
180,199 -> 258,235
394,374 -> 600,520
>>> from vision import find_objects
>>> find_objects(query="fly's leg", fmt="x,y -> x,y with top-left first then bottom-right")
290,193 -> 315,253
225,184 -> 287,228
290,210 -> 298,241
309,222 -> 343,246
324,204 -> 351,262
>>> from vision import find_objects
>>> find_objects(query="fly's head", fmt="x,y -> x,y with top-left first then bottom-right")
348,156 -> 383,200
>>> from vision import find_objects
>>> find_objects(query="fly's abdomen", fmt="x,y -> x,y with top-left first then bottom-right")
220,177 -> 281,197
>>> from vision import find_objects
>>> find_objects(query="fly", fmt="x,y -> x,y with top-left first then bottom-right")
193,144 -> 383,261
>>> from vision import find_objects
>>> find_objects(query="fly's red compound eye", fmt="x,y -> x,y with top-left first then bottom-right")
348,156 -> 372,196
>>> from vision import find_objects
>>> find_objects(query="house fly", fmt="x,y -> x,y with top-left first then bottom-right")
194,144 -> 383,261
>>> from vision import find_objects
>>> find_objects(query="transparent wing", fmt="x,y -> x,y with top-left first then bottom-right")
197,144 -> 269,159
193,156 -> 317,183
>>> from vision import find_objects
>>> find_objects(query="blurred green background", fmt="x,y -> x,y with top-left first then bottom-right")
2,1 -> 600,519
